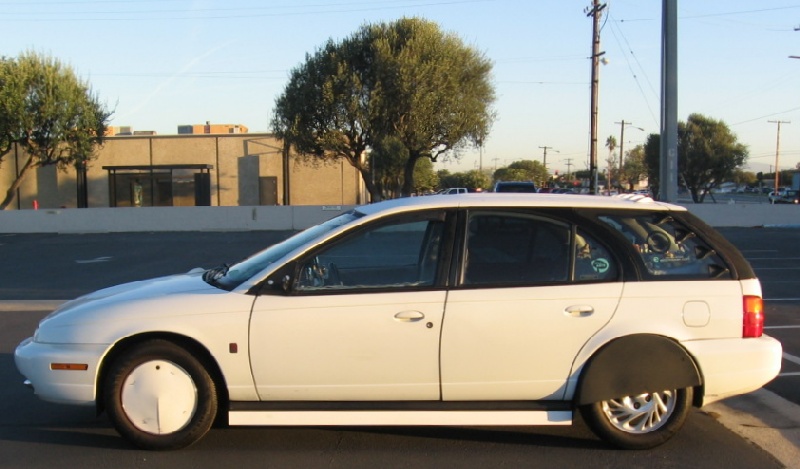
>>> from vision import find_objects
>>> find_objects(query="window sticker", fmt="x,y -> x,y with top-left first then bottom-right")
591,258 -> 610,274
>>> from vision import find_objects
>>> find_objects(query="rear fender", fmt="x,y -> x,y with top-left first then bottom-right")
574,334 -> 701,405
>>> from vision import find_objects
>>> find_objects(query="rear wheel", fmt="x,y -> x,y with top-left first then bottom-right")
580,387 -> 692,449
104,339 -> 218,450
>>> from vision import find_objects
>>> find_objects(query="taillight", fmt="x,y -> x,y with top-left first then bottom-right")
743,295 -> 764,338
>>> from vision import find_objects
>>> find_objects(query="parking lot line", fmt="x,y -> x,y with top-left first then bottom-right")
783,353 -> 800,366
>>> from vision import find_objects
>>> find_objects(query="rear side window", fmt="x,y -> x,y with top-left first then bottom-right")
462,212 -> 617,286
598,213 -> 732,279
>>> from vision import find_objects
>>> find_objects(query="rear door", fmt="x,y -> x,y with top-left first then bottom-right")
440,210 -> 623,400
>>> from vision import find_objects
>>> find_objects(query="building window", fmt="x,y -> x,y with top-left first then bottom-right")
103,164 -> 213,207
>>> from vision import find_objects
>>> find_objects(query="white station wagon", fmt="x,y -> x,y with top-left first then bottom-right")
15,194 -> 782,450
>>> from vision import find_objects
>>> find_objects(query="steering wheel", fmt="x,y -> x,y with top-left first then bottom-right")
646,232 -> 672,254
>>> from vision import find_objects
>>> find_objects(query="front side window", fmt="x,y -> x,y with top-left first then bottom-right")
598,213 -> 732,279
295,216 -> 446,292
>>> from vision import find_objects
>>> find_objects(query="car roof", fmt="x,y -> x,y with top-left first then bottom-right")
356,193 -> 682,218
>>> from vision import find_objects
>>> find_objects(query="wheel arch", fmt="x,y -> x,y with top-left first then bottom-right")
574,334 -> 702,406
95,332 -> 229,419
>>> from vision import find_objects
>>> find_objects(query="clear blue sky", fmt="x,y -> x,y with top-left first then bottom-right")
4,0 -> 800,176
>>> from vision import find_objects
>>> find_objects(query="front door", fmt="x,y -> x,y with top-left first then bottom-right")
248,213 -> 449,401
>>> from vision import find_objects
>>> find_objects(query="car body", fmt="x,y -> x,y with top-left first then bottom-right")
493,181 -> 538,193
768,189 -> 799,204
15,194 -> 782,450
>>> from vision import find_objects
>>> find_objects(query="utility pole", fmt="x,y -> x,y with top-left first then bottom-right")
768,120 -> 790,190
539,146 -> 559,189
563,158 -> 574,182
586,0 -> 606,195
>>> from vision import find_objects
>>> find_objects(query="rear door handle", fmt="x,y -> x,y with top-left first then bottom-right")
394,311 -> 425,322
565,305 -> 594,317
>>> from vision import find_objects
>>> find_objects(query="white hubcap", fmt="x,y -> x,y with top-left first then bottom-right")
121,360 -> 198,435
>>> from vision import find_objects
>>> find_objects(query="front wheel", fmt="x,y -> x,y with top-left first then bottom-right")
104,339 -> 218,450
579,387 -> 692,449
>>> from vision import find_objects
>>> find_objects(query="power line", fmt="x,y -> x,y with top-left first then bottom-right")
0,0 -> 491,21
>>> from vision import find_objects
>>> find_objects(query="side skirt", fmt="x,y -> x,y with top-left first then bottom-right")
228,401 -> 573,427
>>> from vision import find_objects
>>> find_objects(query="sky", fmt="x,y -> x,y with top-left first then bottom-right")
3,0 -> 800,176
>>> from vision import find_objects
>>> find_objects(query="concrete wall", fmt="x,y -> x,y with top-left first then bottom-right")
0,205 -> 356,233
1,202 -> 799,233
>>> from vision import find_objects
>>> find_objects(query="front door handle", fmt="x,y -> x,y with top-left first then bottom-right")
394,311 -> 425,322
565,305 -> 594,317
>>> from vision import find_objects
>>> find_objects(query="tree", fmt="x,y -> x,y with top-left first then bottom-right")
679,114 -> 747,202
493,160 -> 548,187
604,135 -> 618,189
643,133 -> 661,197
732,169 -> 756,187
271,18 -> 495,200
622,144 -> 647,191
643,114 -> 747,202
412,157 -> 439,194
0,51 -> 111,209
271,35 -> 380,200
369,135 -> 407,199
437,168 -> 489,191
370,18 -> 495,196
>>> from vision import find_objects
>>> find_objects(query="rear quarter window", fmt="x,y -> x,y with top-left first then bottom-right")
597,212 -> 732,280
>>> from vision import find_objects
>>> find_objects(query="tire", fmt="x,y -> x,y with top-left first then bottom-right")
104,339 -> 218,450
579,387 -> 692,450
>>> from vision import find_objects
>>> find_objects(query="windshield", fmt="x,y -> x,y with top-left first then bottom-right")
211,211 -> 362,290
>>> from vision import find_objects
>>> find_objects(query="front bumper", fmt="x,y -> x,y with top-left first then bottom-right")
14,337 -> 108,406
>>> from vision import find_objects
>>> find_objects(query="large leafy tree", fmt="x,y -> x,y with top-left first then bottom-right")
643,114 -> 747,202
271,35 -> 379,199
369,18 -> 495,196
0,51 -> 111,209
271,18 -> 495,200
678,114 -> 747,202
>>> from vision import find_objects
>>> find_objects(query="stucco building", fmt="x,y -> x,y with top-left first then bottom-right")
0,133 -> 364,210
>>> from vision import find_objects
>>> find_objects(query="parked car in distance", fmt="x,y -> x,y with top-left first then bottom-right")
493,181 -> 538,193
15,194 -> 782,451
768,189 -> 799,204
438,187 -> 468,195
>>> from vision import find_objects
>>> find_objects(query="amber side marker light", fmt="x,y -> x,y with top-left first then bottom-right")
743,295 -> 764,338
50,363 -> 89,371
